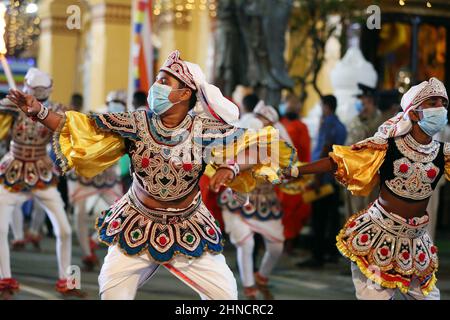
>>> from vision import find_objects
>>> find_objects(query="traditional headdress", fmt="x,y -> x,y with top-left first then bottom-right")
106,90 -> 127,104
24,68 -> 52,88
159,50 -> 240,125
253,100 -> 279,124
374,77 -> 448,140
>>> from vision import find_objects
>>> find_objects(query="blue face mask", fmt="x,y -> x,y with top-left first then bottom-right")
108,102 -> 125,113
355,100 -> 363,113
417,107 -> 448,137
279,102 -> 287,116
147,83 -> 183,115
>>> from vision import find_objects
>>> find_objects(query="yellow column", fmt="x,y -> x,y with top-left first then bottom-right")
38,0 -> 84,105
88,0 -> 131,110
157,4 -> 212,75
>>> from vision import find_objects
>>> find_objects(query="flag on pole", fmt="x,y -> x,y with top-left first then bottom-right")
127,0 -> 153,109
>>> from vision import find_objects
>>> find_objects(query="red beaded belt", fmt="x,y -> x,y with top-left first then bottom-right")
11,142 -> 47,161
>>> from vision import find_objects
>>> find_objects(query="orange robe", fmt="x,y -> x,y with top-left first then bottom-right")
277,118 -> 312,240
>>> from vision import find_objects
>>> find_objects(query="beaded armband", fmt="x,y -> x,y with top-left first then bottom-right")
36,103 -> 49,120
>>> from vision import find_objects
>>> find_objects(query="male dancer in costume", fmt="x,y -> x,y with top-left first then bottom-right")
8,51 -> 298,300
0,68 -> 81,297
219,101 -> 292,299
294,78 -> 449,299
67,90 -> 125,271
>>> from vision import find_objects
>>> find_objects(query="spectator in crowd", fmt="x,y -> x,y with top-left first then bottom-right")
276,93 -> 312,253
70,93 -> 83,112
132,91 -> 148,110
297,95 -> 347,268
344,84 -> 384,217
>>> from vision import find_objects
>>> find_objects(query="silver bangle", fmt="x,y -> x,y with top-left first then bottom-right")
36,103 -> 49,120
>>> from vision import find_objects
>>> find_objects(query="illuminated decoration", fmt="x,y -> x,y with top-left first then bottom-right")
0,2 -> 16,89
4,0 -> 41,57
153,0 -> 217,25
396,69 -> 412,94
128,0 -> 154,108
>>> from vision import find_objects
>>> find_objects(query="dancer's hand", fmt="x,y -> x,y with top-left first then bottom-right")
7,88 -> 41,117
209,168 -> 235,193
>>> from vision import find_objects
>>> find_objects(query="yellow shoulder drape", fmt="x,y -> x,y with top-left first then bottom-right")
54,111 -> 126,178
329,145 -> 387,196
205,126 -> 299,193
0,114 -> 14,140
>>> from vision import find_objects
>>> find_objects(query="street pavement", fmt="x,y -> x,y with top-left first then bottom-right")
7,230 -> 450,300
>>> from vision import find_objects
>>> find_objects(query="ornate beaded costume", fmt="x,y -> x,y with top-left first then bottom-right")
218,185 -> 282,221
332,135 -> 450,295
54,110 -> 259,262
53,50 -> 298,264
67,166 -> 119,189
0,102 -> 64,192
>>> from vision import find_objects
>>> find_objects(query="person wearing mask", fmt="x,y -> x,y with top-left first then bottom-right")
0,68 -> 80,297
218,101 -> 295,299
344,84 -> 384,217
8,51 -> 298,300
295,78 -> 449,300
132,91 -> 148,111
277,94 -> 311,253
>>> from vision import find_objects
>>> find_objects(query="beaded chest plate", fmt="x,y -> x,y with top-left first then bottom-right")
0,102 -> 64,192
380,135 -> 445,201
92,110 -> 245,202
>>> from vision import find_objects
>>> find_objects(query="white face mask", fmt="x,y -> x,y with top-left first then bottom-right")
108,101 -> 126,113
416,107 -> 448,137
24,85 -> 51,101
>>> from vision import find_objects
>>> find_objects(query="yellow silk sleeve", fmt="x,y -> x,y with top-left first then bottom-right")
54,111 -> 126,178
0,114 -> 13,140
329,145 -> 386,196
206,126 -> 298,193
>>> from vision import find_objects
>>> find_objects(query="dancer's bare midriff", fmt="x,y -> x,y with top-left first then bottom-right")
378,184 -> 429,220
132,179 -> 200,210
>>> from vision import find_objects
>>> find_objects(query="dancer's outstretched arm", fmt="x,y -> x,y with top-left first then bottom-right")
7,88 -> 64,131
297,157 -> 337,176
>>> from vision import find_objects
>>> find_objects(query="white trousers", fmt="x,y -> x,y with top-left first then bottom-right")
10,206 -> 25,241
351,263 -> 440,300
0,184 -> 72,279
99,245 -> 238,300
9,199 -> 46,240
29,203 -> 47,236
69,181 -> 122,257
222,209 -> 284,288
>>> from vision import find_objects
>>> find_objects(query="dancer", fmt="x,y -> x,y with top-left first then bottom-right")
294,78 -> 449,300
8,51 -> 298,300
218,101 -> 292,299
0,68 -> 81,298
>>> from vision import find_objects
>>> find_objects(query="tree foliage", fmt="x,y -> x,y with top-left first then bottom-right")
288,0 -> 362,104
